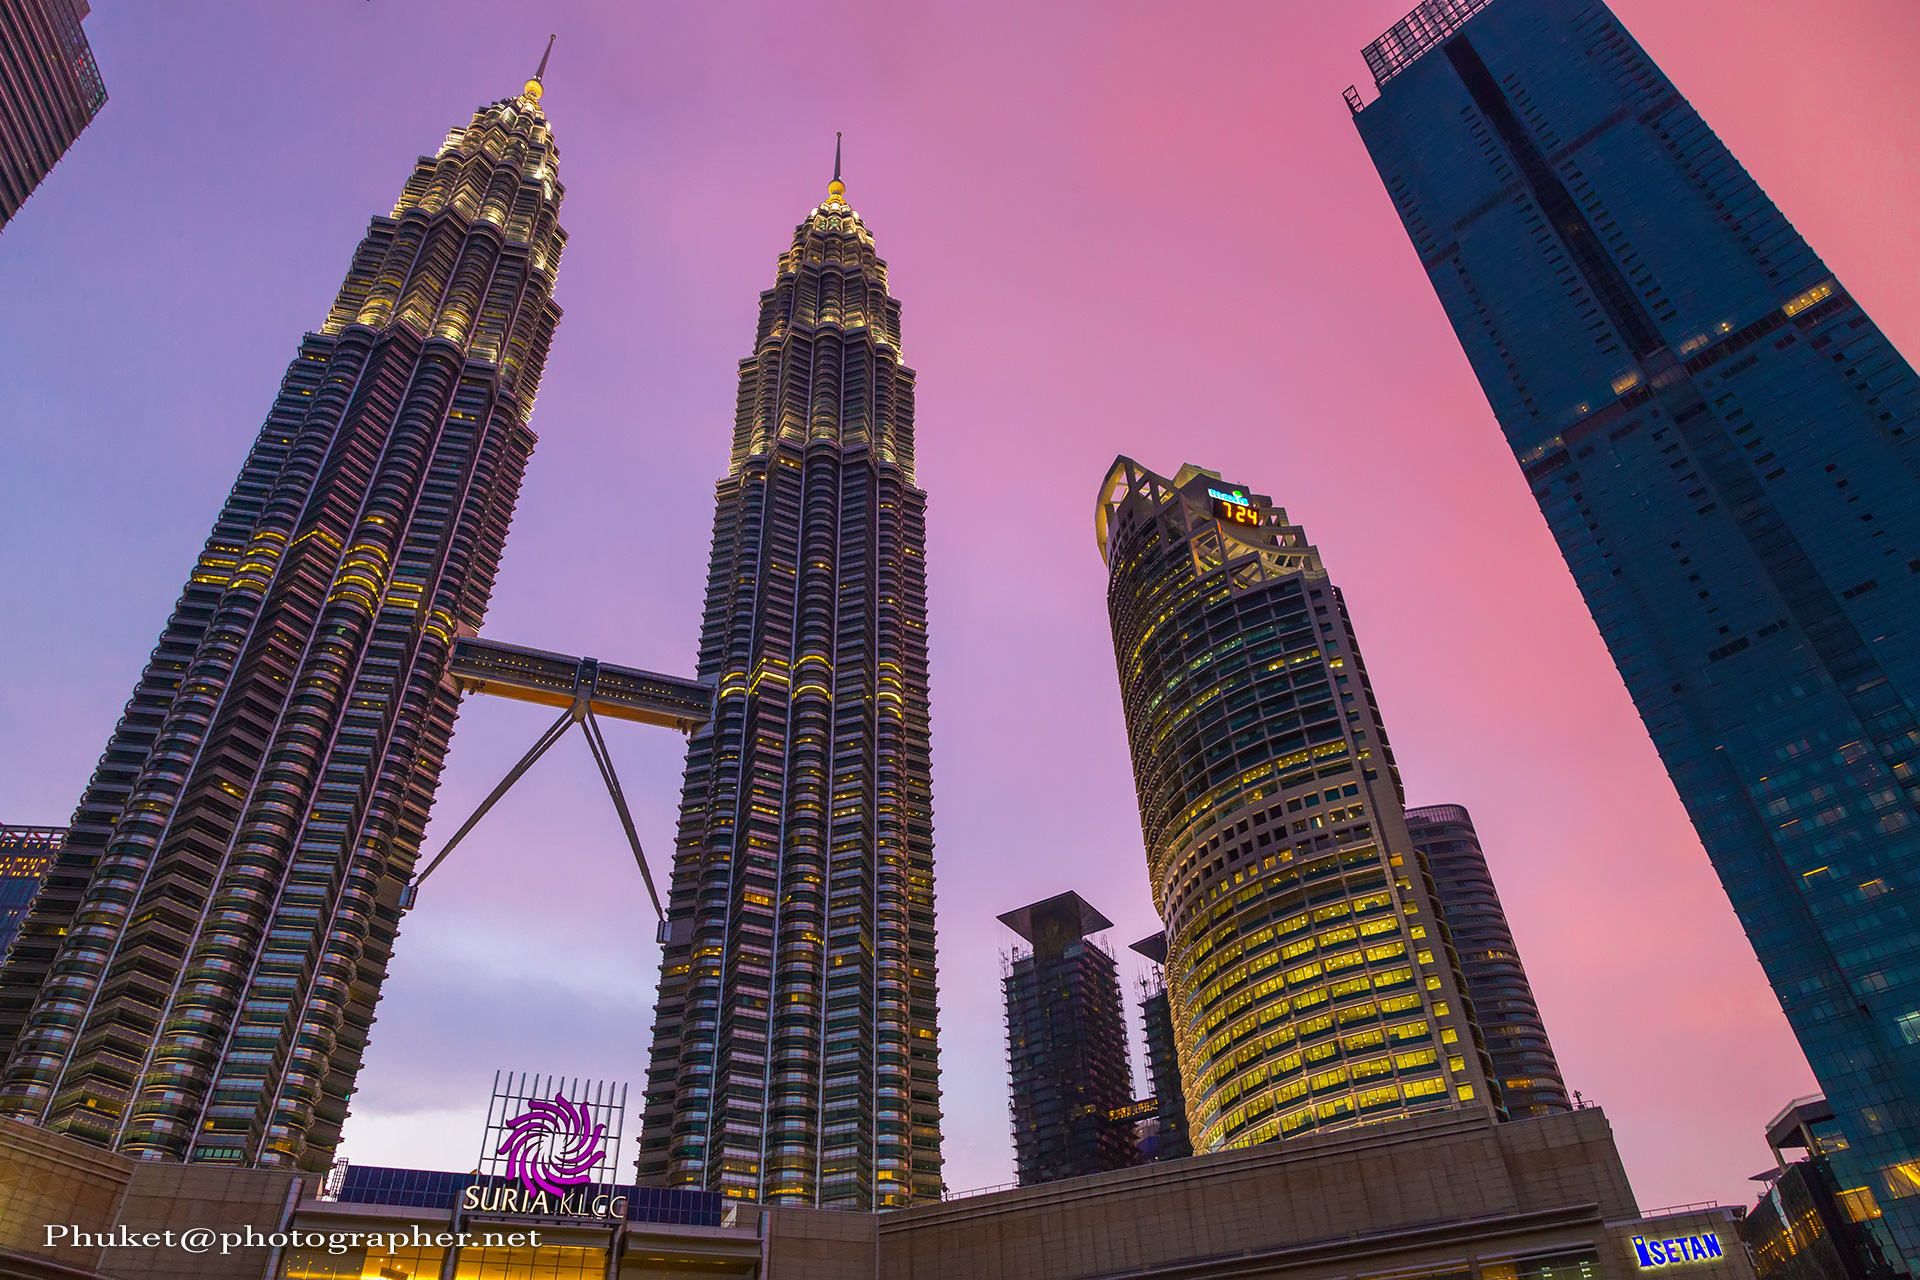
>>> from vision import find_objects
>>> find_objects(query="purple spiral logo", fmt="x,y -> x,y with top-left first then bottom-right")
495,1092 -> 608,1198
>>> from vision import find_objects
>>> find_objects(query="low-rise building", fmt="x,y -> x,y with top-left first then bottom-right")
0,1102 -> 1758,1279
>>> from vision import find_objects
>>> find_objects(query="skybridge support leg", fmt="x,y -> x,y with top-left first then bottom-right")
401,705 -> 574,909
581,708 -> 664,921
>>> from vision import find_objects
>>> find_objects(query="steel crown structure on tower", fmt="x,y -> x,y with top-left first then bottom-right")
638,152 -> 941,1209
0,61 -> 568,1171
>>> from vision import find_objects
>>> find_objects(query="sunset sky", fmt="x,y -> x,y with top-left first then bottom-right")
4,0 -> 1918,1209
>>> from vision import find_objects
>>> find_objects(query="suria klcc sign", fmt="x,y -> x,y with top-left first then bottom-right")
464,1072 -> 630,1221
502,1093 -> 607,1197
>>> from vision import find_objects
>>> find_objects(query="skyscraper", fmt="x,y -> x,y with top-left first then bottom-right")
0,59 -> 567,1171
1353,0 -> 1920,1255
1000,891 -> 1138,1186
1097,458 -> 1500,1153
637,157 -> 940,1209
1128,932 -> 1193,1161
0,0 -> 106,229
1404,804 -> 1569,1118
0,826 -> 61,961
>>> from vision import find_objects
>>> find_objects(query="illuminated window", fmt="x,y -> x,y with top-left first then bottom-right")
284,1246 -> 448,1279
1314,1096 -> 1354,1122
1837,1185 -> 1883,1222
1782,279 -> 1835,317
1884,1160 -> 1920,1198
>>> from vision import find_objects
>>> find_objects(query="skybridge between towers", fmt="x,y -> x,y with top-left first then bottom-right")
448,637 -> 712,731
400,636 -> 713,935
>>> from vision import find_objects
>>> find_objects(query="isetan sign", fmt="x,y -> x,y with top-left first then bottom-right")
1631,1231 -> 1724,1268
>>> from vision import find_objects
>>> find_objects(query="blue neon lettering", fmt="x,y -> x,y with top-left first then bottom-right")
1207,488 -> 1248,504
1629,1229 -> 1721,1269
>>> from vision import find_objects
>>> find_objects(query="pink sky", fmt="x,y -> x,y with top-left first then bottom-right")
3,0 -> 1918,1210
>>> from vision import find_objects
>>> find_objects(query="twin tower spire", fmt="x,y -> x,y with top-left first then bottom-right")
516,38 -> 849,207
521,33 -> 555,103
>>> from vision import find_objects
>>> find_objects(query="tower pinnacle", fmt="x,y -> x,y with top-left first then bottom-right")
523,34 -> 556,103
826,131 -> 845,204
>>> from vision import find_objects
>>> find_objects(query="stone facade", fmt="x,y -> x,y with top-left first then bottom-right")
0,1118 -> 298,1278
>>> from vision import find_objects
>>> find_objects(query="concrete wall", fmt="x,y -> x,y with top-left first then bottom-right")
0,1118 -> 297,1280
765,1206 -> 876,1279
0,1117 -> 134,1274
111,1162 -> 301,1278
876,1108 -> 1641,1280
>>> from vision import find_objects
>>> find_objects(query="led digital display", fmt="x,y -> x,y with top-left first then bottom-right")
1212,497 -> 1258,527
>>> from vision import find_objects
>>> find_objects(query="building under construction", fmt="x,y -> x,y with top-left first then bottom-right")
1001,891 -> 1140,1186
1130,932 -> 1192,1162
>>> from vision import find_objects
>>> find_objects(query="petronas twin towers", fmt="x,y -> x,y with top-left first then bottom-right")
638,166 -> 940,1207
0,61 -> 940,1208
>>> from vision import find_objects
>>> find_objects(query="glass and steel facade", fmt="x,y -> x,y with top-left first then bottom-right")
1000,892 -> 1138,1186
0,827 -> 61,962
0,0 -> 106,229
1353,0 -> 1920,1257
638,173 -> 940,1209
1743,1095 -> 1901,1279
0,73 -> 567,1171
1096,459 -> 1499,1153
1405,804 -> 1569,1118
279,1166 -> 744,1278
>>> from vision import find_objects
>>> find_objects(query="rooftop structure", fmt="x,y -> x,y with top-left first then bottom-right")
1744,1093 -> 1900,1278
1360,0 -> 1495,89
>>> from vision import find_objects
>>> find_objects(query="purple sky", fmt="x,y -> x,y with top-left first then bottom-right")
4,0 -> 1918,1208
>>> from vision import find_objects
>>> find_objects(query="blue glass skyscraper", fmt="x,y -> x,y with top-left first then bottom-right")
1353,0 -> 1920,1261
